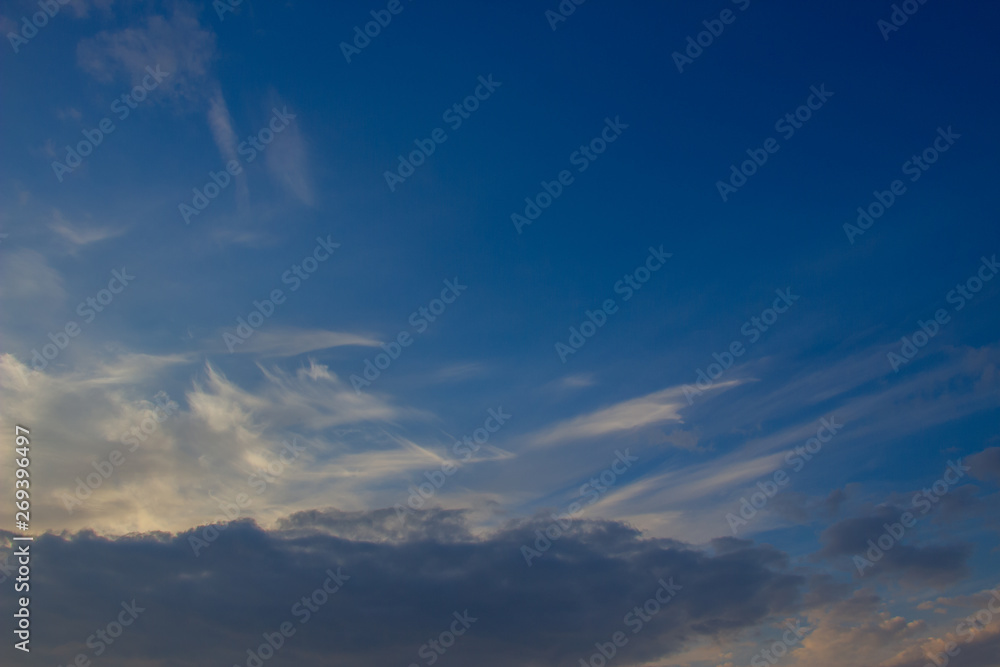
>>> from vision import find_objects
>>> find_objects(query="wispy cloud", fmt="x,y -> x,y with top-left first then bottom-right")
528,384 -> 696,448
223,328 -> 380,357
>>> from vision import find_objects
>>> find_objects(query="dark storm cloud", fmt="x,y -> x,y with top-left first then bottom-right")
1,510 -> 818,667
276,506 -> 475,543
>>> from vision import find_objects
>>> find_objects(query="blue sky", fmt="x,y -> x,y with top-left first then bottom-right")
1,1 -> 999,666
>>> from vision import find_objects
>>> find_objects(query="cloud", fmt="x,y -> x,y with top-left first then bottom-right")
818,506 -> 971,587
592,343 -> 1000,543
528,385 -> 693,448
0,248 -> 65,302
777,589 -> 928,667
968,447 -> 1000,484
0,511 -> 814,667
0,249 -> 69,349
877,586 -> 1000,667
428,362 -> 488,383
264,98 -> 314,206
0,353 -> 425,535
224,328 -> 380,357
206,85 -> 249,203
559,373 -> 596,388
76,2 -> 215,99
49,209 -> 125,249
74,1 -> 245,172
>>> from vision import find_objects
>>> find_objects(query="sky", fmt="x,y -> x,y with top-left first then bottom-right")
1,0 -> 999,665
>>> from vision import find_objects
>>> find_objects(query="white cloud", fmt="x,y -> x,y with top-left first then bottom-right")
224,327 -> 380,357
264,102 -> 314,206
76,2 -> 215,98
527,384 -> 698,448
